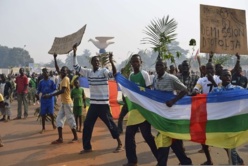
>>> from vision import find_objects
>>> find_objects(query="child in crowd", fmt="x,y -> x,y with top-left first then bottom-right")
71,78 -> 86,132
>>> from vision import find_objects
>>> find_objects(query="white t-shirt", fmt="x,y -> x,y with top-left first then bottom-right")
194,75 -> 222,94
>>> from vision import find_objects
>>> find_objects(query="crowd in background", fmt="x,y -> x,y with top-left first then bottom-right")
0,51 -> 247,165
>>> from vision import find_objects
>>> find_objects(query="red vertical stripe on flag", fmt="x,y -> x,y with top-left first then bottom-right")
190,94 -> 207,144
108,80 -> 121,119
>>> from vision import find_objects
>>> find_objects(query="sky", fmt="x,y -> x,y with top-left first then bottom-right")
0,0 -> 248,65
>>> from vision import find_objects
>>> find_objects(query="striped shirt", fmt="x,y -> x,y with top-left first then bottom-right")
74,64 -> 112,104
153,72 -> 187,92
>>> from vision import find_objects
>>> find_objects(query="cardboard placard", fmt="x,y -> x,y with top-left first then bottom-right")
200,5 -> 247,54
48,24 -> 87,54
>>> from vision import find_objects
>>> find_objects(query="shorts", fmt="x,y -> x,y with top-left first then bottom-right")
40,103 -> 54,116
73,106 -> 82,116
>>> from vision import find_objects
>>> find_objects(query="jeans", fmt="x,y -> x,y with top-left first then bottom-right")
83,104 -> 119,150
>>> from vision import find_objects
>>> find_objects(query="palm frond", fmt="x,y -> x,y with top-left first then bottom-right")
141,15 -> 179,62
141,15 -> 178,47
97,53 -> 116,67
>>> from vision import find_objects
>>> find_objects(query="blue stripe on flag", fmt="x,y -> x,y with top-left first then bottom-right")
115,73 -> 248,105
79,77 -> 89,88
115,73 -> 189,105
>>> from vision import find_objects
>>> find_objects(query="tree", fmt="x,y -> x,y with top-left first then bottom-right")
211,54 -> 230,66
81,52 -> 117,69
119,54 -> 132,78
142,15 -> 179,62
97,53 -> 113,68
0,45 -> 34,68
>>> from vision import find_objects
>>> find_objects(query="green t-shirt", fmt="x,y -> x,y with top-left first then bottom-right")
130,72 -> 146,87
29,78 -> 37,88
127,71 -> 148,126
71,87 -> 85,106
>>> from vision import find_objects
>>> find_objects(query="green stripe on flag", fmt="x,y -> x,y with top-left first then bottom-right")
126,97 -> 248,134
126,97 -> 190,134
206,114 -> 248,132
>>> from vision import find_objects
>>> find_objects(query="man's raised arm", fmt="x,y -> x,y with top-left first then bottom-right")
53,54 -> 60,74
231,53 -> 240,75
73,46 -> 77,67
72,46 -> 85,77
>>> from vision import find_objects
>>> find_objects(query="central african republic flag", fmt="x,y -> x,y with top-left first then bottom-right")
115,73 -> 248,149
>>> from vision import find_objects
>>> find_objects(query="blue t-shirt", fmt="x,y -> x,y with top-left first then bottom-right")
212,83 -> 243,92
37,79 -> 56,104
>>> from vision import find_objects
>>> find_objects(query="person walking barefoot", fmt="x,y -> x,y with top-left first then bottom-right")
36,68 -> 57,134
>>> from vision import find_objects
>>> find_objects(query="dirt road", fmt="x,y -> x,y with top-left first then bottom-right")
0,101 -> 247,166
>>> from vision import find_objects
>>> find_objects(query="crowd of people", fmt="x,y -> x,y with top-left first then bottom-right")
0,48 -> 247,165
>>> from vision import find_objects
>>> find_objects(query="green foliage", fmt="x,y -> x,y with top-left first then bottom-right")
97,52 -> 116,68
142,15 -> 180,62
118,44 -> 189,72
0,45 -> 34,68
120,54 -> 132,78
189,53 -> 240,70
98,53 -> 110,67
212,55 -> 230,66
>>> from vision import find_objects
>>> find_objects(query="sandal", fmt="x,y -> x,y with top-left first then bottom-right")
51,139 -> 63,144
69,138 -> 78,143
201,161 -> 213,165
79,149 -> 93,154
113,145 -> 124,153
